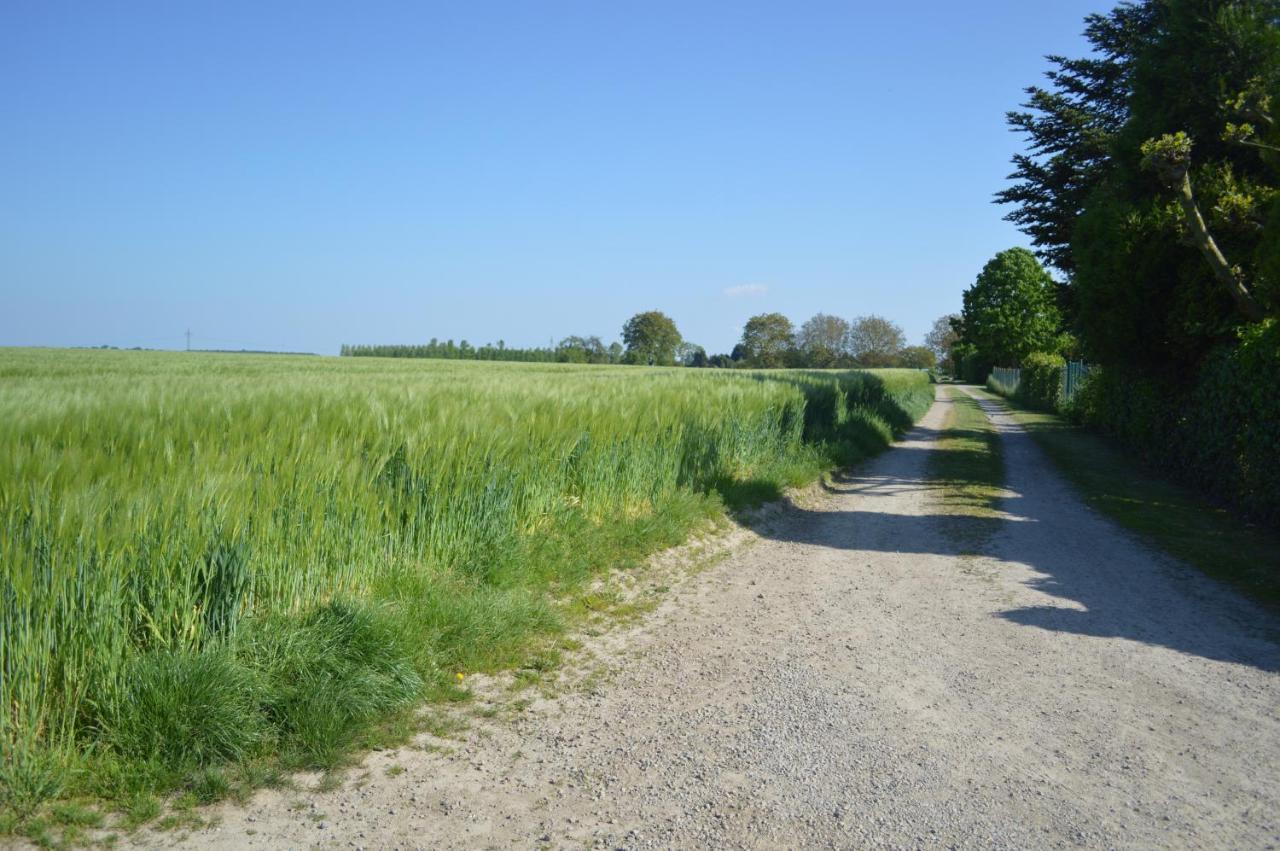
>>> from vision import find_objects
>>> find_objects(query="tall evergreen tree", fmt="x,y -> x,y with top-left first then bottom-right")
995,4 -> 1156,273
998,0 -> 1280,370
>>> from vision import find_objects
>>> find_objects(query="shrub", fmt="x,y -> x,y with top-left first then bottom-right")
1015,352 -> 1065,411
1185,321 -> 1280,526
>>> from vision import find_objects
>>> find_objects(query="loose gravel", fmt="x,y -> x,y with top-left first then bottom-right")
129,387 -> 1280,850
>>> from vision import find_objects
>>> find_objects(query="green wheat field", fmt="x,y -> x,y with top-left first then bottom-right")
0,348 -> 930,818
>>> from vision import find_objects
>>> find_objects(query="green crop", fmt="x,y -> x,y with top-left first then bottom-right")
0,349 -> 931,813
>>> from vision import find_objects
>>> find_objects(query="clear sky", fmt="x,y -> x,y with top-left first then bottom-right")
2,1 -> 1107,355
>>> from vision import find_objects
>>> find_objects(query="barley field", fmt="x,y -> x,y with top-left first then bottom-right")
0,348 -> 931,811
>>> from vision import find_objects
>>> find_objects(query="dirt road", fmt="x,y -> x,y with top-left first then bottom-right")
144,387 -> 1280,849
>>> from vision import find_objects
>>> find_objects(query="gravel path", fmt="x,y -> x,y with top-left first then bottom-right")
139,387 -> 1280,849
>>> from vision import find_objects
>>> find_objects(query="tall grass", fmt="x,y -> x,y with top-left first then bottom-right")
0,350 -> 932,813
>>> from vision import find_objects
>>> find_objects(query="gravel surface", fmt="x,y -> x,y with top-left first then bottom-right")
131,387 -> 1280,849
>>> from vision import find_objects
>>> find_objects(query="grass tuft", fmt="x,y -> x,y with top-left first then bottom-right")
239,601 -> 422,769
101,649 -> 265,775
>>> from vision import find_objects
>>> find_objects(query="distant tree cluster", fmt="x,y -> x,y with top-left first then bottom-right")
343,308 -> 933,371
342,340 -> 560,362
343,338 -> 636,364
706,312 -> 935,370
555,336 -> 625,364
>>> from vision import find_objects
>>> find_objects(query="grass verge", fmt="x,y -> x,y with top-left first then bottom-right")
970,387 -> 1280,607
928,387 -> 1005,553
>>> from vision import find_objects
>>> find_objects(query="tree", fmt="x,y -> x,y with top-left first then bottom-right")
739,313 -> 796,368
797,313 -> 851,367
897,346 -> 937,369
995,4 -> 1156,273
1140,129 -> 1267,322
621,311 -> 682,365
557,335 -> 608,364
556,343 -> 588,364
959,248 -> 1062,367
999,0 -> 1280,370
676,342 -> 707,367
924,314 -> 960,372
846,315 -> 905,367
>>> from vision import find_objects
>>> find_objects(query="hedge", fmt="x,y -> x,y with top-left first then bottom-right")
1015,352 -> 1066,411
1067,320 -> 1280,529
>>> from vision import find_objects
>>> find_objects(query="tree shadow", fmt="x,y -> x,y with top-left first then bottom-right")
746,369 -> 923,435
699,372 -> 934,512
748,426 -> 1280,674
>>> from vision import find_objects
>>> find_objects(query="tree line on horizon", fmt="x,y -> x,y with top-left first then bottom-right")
343,310 -> 958,371
341,340 -> 568,362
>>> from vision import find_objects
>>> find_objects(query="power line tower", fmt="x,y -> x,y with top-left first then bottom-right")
185,329 -> 191,351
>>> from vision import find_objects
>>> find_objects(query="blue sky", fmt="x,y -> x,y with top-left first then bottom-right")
1,1 -> 1106,355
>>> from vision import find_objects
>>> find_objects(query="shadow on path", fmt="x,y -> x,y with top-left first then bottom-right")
748,395 -> 1280,674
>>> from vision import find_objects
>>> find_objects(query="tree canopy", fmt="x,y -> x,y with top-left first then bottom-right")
622,311 -> 683,366
957,248 -> 1062,368
846,315 -> 905,367
998,0 -> 1280,370
739,313 -> 797,368
557,335 -> 611,364
924,314 -> 960,372
797,313 -> 852,367
995,4 -> 1153,273
897,346 -> 937,369
676,342 -> 708,367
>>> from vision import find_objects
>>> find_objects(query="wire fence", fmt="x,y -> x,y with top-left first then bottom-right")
990,366 -> 1022,396
1063,360 -> 1092,401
